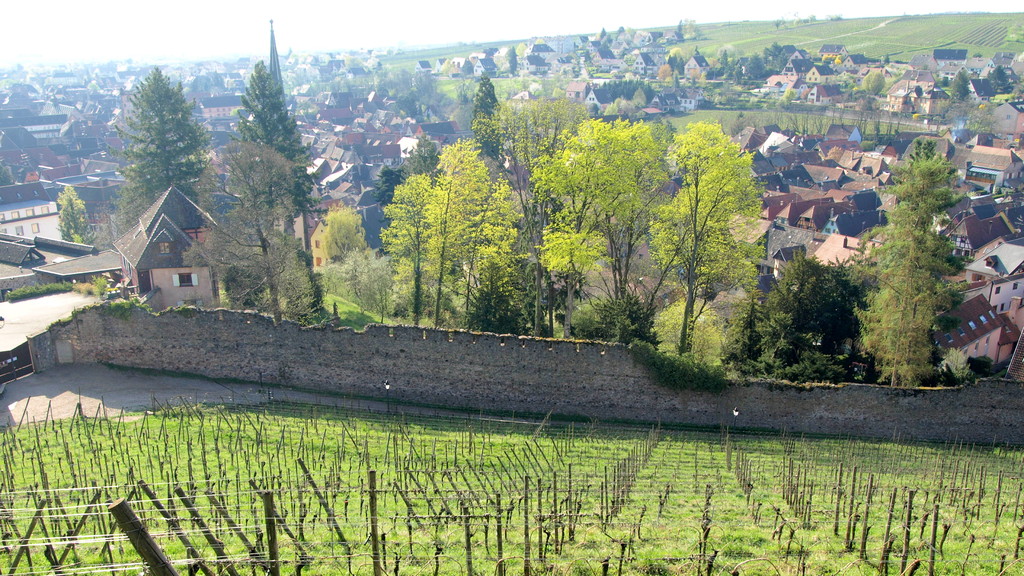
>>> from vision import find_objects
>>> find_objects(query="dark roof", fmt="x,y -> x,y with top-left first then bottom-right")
0,182 -> 53,206
0,240 -> 43,267
200,95 -> 243,109
689,53 -> 710,68
32,250 -> 122,278
820,44 -> 846,53
969,79 -> 995,98
933,49 -> 968,61
834,210 -> 886,237
113,187 -> 214,270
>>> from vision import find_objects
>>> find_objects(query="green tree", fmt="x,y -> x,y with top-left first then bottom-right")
991,66 -> 1010,94
859,140 -> 962,386
472,75 -> 501,161
190,142 -> 315,324
507,48 -> 519,76
323,205 -> 368,263
467,257 -> 527,334
374,166 -> 406,206
0,161 -> 13,186
118,67 -> 209,226
339,250 -> 394,322
238,60 -> 312,215
57,186 -> 93,244
382,174 -> 432,325
496,99 -> 588,335
404,137 -> 440,176
650,122 -> 761,355
951,69 -> 971,101
862,70 -> 885,95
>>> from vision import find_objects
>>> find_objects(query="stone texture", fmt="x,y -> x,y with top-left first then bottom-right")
32,305 -> 1024,444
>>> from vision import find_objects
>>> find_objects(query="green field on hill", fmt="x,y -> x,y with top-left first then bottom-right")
3,400 -> 1023,575
378,13 -> 1024,73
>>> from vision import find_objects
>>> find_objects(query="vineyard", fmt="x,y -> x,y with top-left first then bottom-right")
2,400 -> 1024,575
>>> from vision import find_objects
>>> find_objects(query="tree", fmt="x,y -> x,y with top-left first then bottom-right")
339,250 -> 394,322
191,142 -> 316,324
951,69 -> 971,101
862,69 -> 885,95
374,166 -> 406,206
238,61 -> 312,215
382,174 -> 432,325
404,137 -> 440,176
118,68 -> 209,226
323,205 -> 368,263
507,47 -> 519,76
472,75 -> 501,160
650,122 -> 761,355
57,186 -> 93,244
0,161 -> 12,186
991,65 -> 1010,94
859,140 -> 961,386
496,99 -> 588,335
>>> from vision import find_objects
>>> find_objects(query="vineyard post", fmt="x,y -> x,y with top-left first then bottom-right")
8,498 -> 49,575
524,475 -> 531,576
137,481 -> 215,576
461,501 -> 474,576
860,474 -> 874,560
496,493 -> 505,576
369,470 -> 383,576
261,491 -> 280,576
928,504 -> 938,576
900,490 -> 915,574
108,498 -> 180,576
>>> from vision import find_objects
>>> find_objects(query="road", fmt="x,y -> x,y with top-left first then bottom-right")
0,292 -> 99,350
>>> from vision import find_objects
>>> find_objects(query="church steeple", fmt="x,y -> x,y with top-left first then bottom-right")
269,20 -> 284,92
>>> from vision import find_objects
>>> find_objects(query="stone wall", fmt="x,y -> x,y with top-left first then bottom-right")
30,305 -> 1024,444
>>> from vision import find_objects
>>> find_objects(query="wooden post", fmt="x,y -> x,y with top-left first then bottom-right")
524,476 -> 531,576
928,504 -> 939,576
262,491 -> 281,576
137,482 -> 215,576
108,498 -> 181,576
495,494 -> 505,576
901,490 -> 915,575
8,498 -> 49,575
369,470 -> 383,576
860,474 -> 874,560
461,502 -> 474,576
174,487 -> 243,576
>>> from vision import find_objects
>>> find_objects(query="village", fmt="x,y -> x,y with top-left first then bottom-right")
2,21 -> 1024,385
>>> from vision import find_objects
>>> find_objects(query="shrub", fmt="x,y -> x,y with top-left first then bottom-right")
101,300 -> 151,320
629,340 -> 728,393
7,283 -> 73,302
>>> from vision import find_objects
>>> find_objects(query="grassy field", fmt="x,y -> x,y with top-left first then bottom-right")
2,398 -> 1024,575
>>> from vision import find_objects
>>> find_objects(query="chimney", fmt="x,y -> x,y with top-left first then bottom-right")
843,236 -> 848,249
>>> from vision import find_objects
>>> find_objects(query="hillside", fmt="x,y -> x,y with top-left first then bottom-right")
378,12 -> 1024,68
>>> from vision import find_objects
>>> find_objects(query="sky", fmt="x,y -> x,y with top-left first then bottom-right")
1,0 -> 1020,69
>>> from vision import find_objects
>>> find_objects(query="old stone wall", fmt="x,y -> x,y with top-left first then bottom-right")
32,305 -> 1024,444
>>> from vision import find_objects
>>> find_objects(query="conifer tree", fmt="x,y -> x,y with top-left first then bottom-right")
57,186 -> 93,244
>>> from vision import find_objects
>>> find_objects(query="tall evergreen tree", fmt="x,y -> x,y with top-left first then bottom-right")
951,69 -> 971,101
117,67 -> 209,226
0,161 -> 13,186
238,60 -> 312,214
472,75 -> 501,161
507,48 -> 518,76
859,140 -> 961,386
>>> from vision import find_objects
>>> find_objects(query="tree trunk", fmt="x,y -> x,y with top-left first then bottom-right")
533,262 -> 545,336
259,228 -> 282,324
412,260 -> 422,326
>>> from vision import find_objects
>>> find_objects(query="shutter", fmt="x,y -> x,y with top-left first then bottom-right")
172,275 -> 180,287
191,274 -> 199,287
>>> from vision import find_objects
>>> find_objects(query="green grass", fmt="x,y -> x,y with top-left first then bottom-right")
3,399 -> 1024,575
323,292 -> 378,328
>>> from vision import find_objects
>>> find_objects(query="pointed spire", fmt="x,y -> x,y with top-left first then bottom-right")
269,19 -> 284,93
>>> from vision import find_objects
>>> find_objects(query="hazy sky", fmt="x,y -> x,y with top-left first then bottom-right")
2,0 -> 1018,69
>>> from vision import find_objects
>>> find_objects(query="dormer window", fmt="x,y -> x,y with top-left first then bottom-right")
159,242 -> 172,254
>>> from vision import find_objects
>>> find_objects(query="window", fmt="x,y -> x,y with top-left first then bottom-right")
315,240 -> 320,248
40,206 -> 49,214
11,211 -> 19,219
173,273 -> 198,288
968,321 -> 976,329
979,315 -> 988,324
159,242 -> 172,254
1000,303 -> 1006,311
14,226 -> 23,236
996,286 -> 1002,294
31,223 -> 39,234
945,333 -> 953,343
26,208 -> 33,217
1015,283 -> 1020,290
958,328 -> 966,336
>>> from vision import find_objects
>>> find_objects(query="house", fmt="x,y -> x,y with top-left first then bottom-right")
819,44 -> 848,61
933,49 -> 968,67
566,81 -> 589,102
839,54 -> 870,73
782,59 -> 815,79
197,95 -> 242,119
806,85 -> 843,105
524,55 -> 550,75
0,183 -> 59,238
825,125 -> 862,143
960,146 -> 1024,192
684,52 -> 710,79
964,236 -> 1024,279
473,58 -> 498,77
633,53 -> 660,77
935,294 -> 1019,365
113,187 -> 219,310
805,64 -> 835,84
414,61 -> 433,74
968,78 -> 995,102
593,48 -> 624,73
994,101 -> 1024,139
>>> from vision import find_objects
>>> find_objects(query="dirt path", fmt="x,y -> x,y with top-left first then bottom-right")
2,364 -> 475,426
